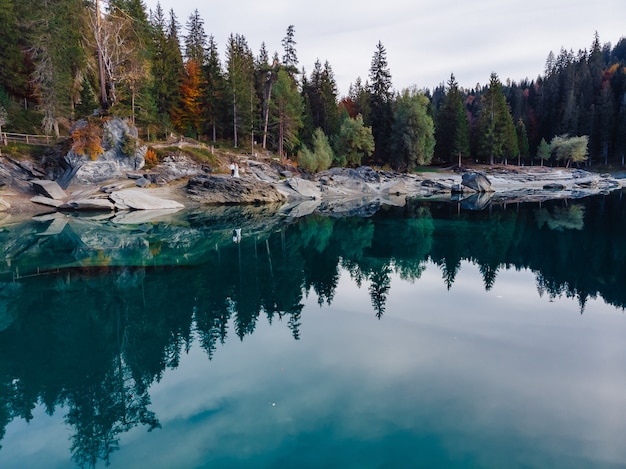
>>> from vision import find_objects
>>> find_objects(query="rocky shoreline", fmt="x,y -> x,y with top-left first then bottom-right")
1,150 -> 624,222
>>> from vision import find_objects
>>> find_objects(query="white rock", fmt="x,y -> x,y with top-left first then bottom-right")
109,189 -> 184,210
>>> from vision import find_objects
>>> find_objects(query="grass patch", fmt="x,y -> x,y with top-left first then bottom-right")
412,166 -> 441,173
2,142 -> 49,159
153,145 -> 219,166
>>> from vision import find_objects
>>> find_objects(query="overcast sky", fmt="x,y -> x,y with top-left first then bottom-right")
144,0 -> 625,95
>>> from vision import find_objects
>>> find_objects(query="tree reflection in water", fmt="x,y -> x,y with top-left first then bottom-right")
0,190 -> 624,466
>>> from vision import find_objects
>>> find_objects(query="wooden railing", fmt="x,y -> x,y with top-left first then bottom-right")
1,132 -> 65,146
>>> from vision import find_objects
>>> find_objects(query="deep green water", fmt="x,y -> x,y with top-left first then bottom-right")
0,191 -> 625,468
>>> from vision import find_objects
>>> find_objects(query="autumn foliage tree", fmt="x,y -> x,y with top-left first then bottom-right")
172,59 -> 205,138
70,119 -> 104,160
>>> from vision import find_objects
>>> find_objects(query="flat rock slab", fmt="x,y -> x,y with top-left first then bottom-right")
59,198 -> 116,211
31,195 -> 64,208
286,177 -> 321,199
31,180 -> 67,200
109,189 -> 185,210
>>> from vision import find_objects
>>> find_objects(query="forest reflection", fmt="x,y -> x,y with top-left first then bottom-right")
0,190 -> 624,467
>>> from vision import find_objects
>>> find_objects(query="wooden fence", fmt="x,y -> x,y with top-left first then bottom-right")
1,132 -> 65,146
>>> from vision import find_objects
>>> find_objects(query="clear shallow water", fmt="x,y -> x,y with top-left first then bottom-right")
0,193 -> 625,468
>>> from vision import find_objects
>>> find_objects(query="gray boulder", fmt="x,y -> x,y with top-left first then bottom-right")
461,172 -> 493,192
31,180 -> 67,200
135,177 -> 151,187
71,118 -> 146,184
380,179 -> 407,196
186,175 -> 286,204
286,177 -> 321,199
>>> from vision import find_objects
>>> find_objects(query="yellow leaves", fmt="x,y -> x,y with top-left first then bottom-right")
70,120 -> 104,160
144,147 -> 158,168
172,60 -> 205,135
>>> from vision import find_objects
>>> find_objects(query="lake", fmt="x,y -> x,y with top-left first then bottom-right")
0,191 -> 625,468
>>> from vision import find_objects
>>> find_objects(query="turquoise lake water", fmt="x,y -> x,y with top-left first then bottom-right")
0,191 -> 625,468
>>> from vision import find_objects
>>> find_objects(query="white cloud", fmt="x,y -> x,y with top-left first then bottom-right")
146,0 -> 624,94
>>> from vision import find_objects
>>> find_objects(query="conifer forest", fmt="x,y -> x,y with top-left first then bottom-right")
1,0 -> 626,171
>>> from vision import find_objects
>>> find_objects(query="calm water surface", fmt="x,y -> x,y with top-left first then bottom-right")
0,192 -> 625,468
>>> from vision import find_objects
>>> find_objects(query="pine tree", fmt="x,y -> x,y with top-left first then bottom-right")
203,35 -> 227,142
226,34 -> 256,148
281,25 -> 298,69
0,0 -> 29,101
477,73 -> 518,164
516,118 -> 529,165
271,68 -> 303,158
184,9 -> 207,65
154,8 -> 184,132
536,137 -> 551,166
302,60 -> 339,142
434,74 -> 469,165
368,41 -> 393,163
23,0 -> 90,135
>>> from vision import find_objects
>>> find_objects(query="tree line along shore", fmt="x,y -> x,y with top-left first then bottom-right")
1,1 -> 626,173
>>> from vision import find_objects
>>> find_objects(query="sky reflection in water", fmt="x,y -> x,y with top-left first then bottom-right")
134,265 -> 626,468
1,195 -> 626,468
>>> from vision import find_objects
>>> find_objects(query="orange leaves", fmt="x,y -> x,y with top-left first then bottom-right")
144,147 -> 158,167
171,59 -> 205,136
70,120 -> 104,160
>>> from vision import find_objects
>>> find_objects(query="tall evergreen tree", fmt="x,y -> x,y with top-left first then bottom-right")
23,0 -> 90,135
226,34 -> 256,148
203,35 -> 227,142
348,77 -> 370,120
184,9 -> 207,64
281,25 -> 298,69
0,0 -> 29,101
367,41 -> 393,163
515,118 -> 529,165
271,68 -> 303,158
302,60 -> 339,142
536,137 -> 550,166
434,74 -> 469,165
477,73 -> 518,164
150,3 -> 183,129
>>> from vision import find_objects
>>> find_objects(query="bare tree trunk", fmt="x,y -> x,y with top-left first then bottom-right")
278,103 -> 284,159
233,95 -> 238,148
262,80 -> 272,150
131,89 -> 135,125
95,0 -> 108,108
